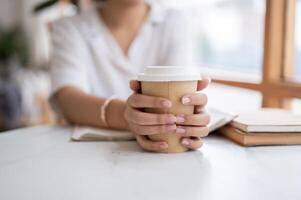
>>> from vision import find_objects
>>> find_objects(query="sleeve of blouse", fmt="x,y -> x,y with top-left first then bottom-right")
49,17 -> 90,115
161,11 -> 198,66
50,18 -> 90,96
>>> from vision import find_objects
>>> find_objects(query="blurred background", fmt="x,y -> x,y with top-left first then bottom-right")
0,0 -> 300,131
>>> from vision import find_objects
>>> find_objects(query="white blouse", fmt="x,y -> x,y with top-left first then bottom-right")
50,2 -> 195,101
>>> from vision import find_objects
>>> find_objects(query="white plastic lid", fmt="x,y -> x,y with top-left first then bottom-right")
137,66 -> 202,82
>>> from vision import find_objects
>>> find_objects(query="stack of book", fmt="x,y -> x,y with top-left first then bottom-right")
219,109 -> 301,146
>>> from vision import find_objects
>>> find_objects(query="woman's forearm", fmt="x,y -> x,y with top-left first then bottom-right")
55,86 -> 128,130
106,98 -> 129,130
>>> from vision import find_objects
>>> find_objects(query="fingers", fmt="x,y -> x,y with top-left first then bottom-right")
129,80 -> 141,93
181,92 -> 207,106
128,93 -> 172,108
197,77 -> 211,91
131,78 -> 211,93
175,126 -> 209,138
130,78 -> 211,93
125,106 -> 176,125
129,122 -> 209,137
182,137 -> 203,150
126,109 -> 210,127
176,113 -> 210,126
136,135 -> 169,152
130,124 -> 176,136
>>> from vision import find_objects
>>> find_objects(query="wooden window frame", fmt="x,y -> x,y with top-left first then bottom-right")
211,0 -> 300,109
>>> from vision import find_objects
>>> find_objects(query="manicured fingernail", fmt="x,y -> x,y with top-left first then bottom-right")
167,125 -> 176,132
176,115 -> 185,123
166,116 -> 176,124
182,139 -> 190,146
161,100 -> 172,107
159,143 -> 168,149
176,127 -> 185,134
182,96 -> 191,105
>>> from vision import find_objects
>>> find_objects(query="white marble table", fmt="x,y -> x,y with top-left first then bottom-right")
0,125 -> 301,200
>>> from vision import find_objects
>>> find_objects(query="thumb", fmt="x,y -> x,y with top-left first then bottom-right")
129,80 -> 141,93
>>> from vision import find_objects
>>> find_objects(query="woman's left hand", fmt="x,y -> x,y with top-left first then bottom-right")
176,78 -> 211,150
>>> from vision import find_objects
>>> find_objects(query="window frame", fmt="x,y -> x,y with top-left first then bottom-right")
211,0 -> 301,109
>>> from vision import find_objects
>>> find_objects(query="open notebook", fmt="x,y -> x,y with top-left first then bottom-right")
71,108 -> 237,141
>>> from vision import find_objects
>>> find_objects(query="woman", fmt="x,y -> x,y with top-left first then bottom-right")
50,0 -> 210,152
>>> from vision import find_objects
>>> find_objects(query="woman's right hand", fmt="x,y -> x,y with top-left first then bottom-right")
124,81 -> 177,152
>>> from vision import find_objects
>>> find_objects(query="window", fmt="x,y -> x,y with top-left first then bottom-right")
292,99 -> 301,114
162,0 -> 301,111
161,0 -> 265,74
205,83 -> 262,113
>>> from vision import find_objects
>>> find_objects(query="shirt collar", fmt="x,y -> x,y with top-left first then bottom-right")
146,0 -> 165,25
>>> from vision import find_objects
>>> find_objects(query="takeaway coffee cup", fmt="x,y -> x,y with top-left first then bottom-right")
137,66 -> 201,153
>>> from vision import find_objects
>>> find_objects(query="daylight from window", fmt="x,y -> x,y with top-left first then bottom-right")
161,0 -> 265,74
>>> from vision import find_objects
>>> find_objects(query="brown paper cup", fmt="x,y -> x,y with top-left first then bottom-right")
141,81 -> 198,153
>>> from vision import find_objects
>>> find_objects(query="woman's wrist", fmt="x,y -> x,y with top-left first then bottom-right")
106,99 -> 129,130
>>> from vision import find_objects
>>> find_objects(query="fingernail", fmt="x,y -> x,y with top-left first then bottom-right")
161,100 -> 172,108
167,125 -> 176,132
182,139 -> 190,146
182,96 -> 191,105
176,115 -> 185,123
176,127 -> 185,134
159,143 -> 168,149
166,116 -> 176,124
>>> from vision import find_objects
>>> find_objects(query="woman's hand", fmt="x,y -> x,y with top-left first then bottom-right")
175,79 -> 211,149
125,78 -> 210,152
124,81 -> 176,152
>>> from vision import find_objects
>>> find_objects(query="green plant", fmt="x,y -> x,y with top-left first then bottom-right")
0,26 -> 30,68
